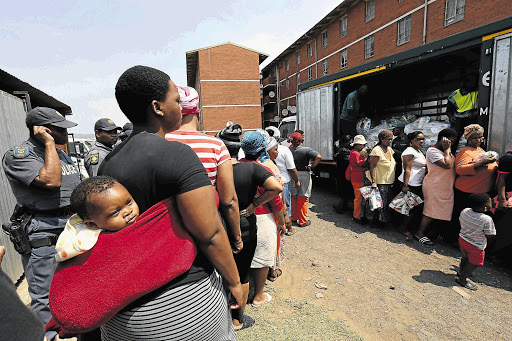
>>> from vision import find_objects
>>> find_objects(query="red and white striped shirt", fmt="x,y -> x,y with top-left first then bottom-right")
165,131 -> 230,187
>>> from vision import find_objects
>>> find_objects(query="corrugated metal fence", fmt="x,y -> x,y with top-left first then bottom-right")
0,90 -> 29,282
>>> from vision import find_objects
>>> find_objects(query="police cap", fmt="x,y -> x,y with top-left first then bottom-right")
94,118 -> 121,131
26,107 -> 77,129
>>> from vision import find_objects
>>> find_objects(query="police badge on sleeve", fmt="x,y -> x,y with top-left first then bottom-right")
13,146 -> 29,158
90,153 -> 99,165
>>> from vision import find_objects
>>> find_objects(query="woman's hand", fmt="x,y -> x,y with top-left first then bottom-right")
277,222 -> 287,235
401,184 -> 409,193
475,154 -> 496,168
240,204 -> 256,217
441,137 -> 451,152
232,239 -> 243,254
227,282 -> 244,309
294,180 -> 301,187
371,181 -> 377,188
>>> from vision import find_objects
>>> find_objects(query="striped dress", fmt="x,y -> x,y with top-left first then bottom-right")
100,271 -> 235,340
166,131 -> 230,187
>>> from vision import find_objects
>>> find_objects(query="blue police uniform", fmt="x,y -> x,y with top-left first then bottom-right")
84,141 -> 113,177
2,137 -> 81,340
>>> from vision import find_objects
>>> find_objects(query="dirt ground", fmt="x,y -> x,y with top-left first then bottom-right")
15,183 -> 512,341
239,183 -> 512,341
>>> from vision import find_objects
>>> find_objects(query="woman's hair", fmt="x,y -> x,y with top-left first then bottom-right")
226,145 -> 240,158
437,128 -> 458,142
115,65 -> 171,124
376,130 -> 393,146
339,135 -> 352,146
71,176 -> 118,219
407,131 -> 423,141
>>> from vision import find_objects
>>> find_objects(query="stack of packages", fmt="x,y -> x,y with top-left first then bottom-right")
389,191 -> 424,216
359,186 -> 383,211
356,115 -> 451,151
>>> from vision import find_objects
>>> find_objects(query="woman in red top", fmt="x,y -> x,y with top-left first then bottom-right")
349,135 -> 369,224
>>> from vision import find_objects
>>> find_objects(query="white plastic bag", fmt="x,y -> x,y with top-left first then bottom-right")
389,191 -> 424,216
369,188 -> 383,211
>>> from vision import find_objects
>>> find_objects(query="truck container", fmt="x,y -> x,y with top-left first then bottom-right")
290,18 -> 512,179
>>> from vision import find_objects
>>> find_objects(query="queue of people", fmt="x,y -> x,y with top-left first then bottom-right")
1,65 -> 326,341
334,121 -> 510,290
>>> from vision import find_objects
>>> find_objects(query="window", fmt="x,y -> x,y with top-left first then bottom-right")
340,16 -> 347,38
278,61 -> 282,69
297,73 -> 301,89
296,51 -> 300,65
365,0 -> 375,22
364,35 -> 374,59
322,60 -> 328,76
340,49 -> 347,69
286,78 -> 289,90
307,42 -> 313,58
321,30 -> 328,49
285,59 -> 289,71
308,66 -> 313,81
397,15 -> 411,46
445,0 -> 465,26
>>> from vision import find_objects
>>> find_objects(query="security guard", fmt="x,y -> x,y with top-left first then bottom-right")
2,107 -> 81,341
84,118 -> 120,177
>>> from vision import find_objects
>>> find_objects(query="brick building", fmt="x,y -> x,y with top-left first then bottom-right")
261,0 -> 512,126
186,42 -> 268,132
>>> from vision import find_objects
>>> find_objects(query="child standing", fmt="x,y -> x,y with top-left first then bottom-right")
455,193 -> 496,290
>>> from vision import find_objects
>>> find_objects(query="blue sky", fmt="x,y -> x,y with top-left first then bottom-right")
1,0 -> 341,133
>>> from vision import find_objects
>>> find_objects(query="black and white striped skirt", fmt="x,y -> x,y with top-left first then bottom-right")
100,271 -> 236,341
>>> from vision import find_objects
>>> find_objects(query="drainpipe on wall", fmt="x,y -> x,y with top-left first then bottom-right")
276,64 -> 280,122
314,38 -> 318,79
423,0 -> 428,44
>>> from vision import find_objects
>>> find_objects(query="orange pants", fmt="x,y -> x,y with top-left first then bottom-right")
352,181 -> 364,219
291,195 -> 309,225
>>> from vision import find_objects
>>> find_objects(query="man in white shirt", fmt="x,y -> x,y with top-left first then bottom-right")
266,126 -> 300,235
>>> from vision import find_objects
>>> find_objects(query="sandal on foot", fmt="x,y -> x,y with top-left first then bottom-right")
415,235 -> 434,246
454,276 -> 477,291
285,228 -> 296,236
234,315 -> 255,331
267,268 -> 282,282
404,232 -> 413,241
251,292 -> 272,307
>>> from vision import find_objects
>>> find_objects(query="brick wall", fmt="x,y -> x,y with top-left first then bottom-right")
203,106 -> 261,131
196,43 -> 263,131
265,0 -> 512,103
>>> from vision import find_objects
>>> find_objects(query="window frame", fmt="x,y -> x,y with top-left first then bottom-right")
321,30 -> 328,49
397,15 -> 411,46
339,16 -> 348,38
365,0 -> 375,23
340,49 -> 347,69
285,59 -> 289,71
307,42 -> 313,58
297,73 -> 301,90
444,0 -> 465,26
285,78 -> 290,90
296,50 -> 300,65
307,66 -> 313,81
364,35 -> 374,59
322,59 -> 328,76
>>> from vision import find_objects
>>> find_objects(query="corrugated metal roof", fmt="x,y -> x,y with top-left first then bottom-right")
0,68 -> 72,115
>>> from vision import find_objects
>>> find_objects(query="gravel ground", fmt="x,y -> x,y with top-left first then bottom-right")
239,182 -> 512,341
15,182 -> 512,340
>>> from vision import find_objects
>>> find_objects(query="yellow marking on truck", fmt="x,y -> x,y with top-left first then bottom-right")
482,28 -> 512,41
308,66 -> 387,89
320,161 -> 337,165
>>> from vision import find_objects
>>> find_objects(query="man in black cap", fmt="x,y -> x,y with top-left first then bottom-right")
2,107 -> 81,341
84,118 -> 120,177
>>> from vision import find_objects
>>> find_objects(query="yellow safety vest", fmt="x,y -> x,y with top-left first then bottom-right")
448,89 -> 478,118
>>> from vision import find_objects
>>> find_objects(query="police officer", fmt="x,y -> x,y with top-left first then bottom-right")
2,107 -> 81,341
84,118 -> 120,177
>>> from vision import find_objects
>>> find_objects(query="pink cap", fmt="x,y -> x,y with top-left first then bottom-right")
176,85 -> 200,115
